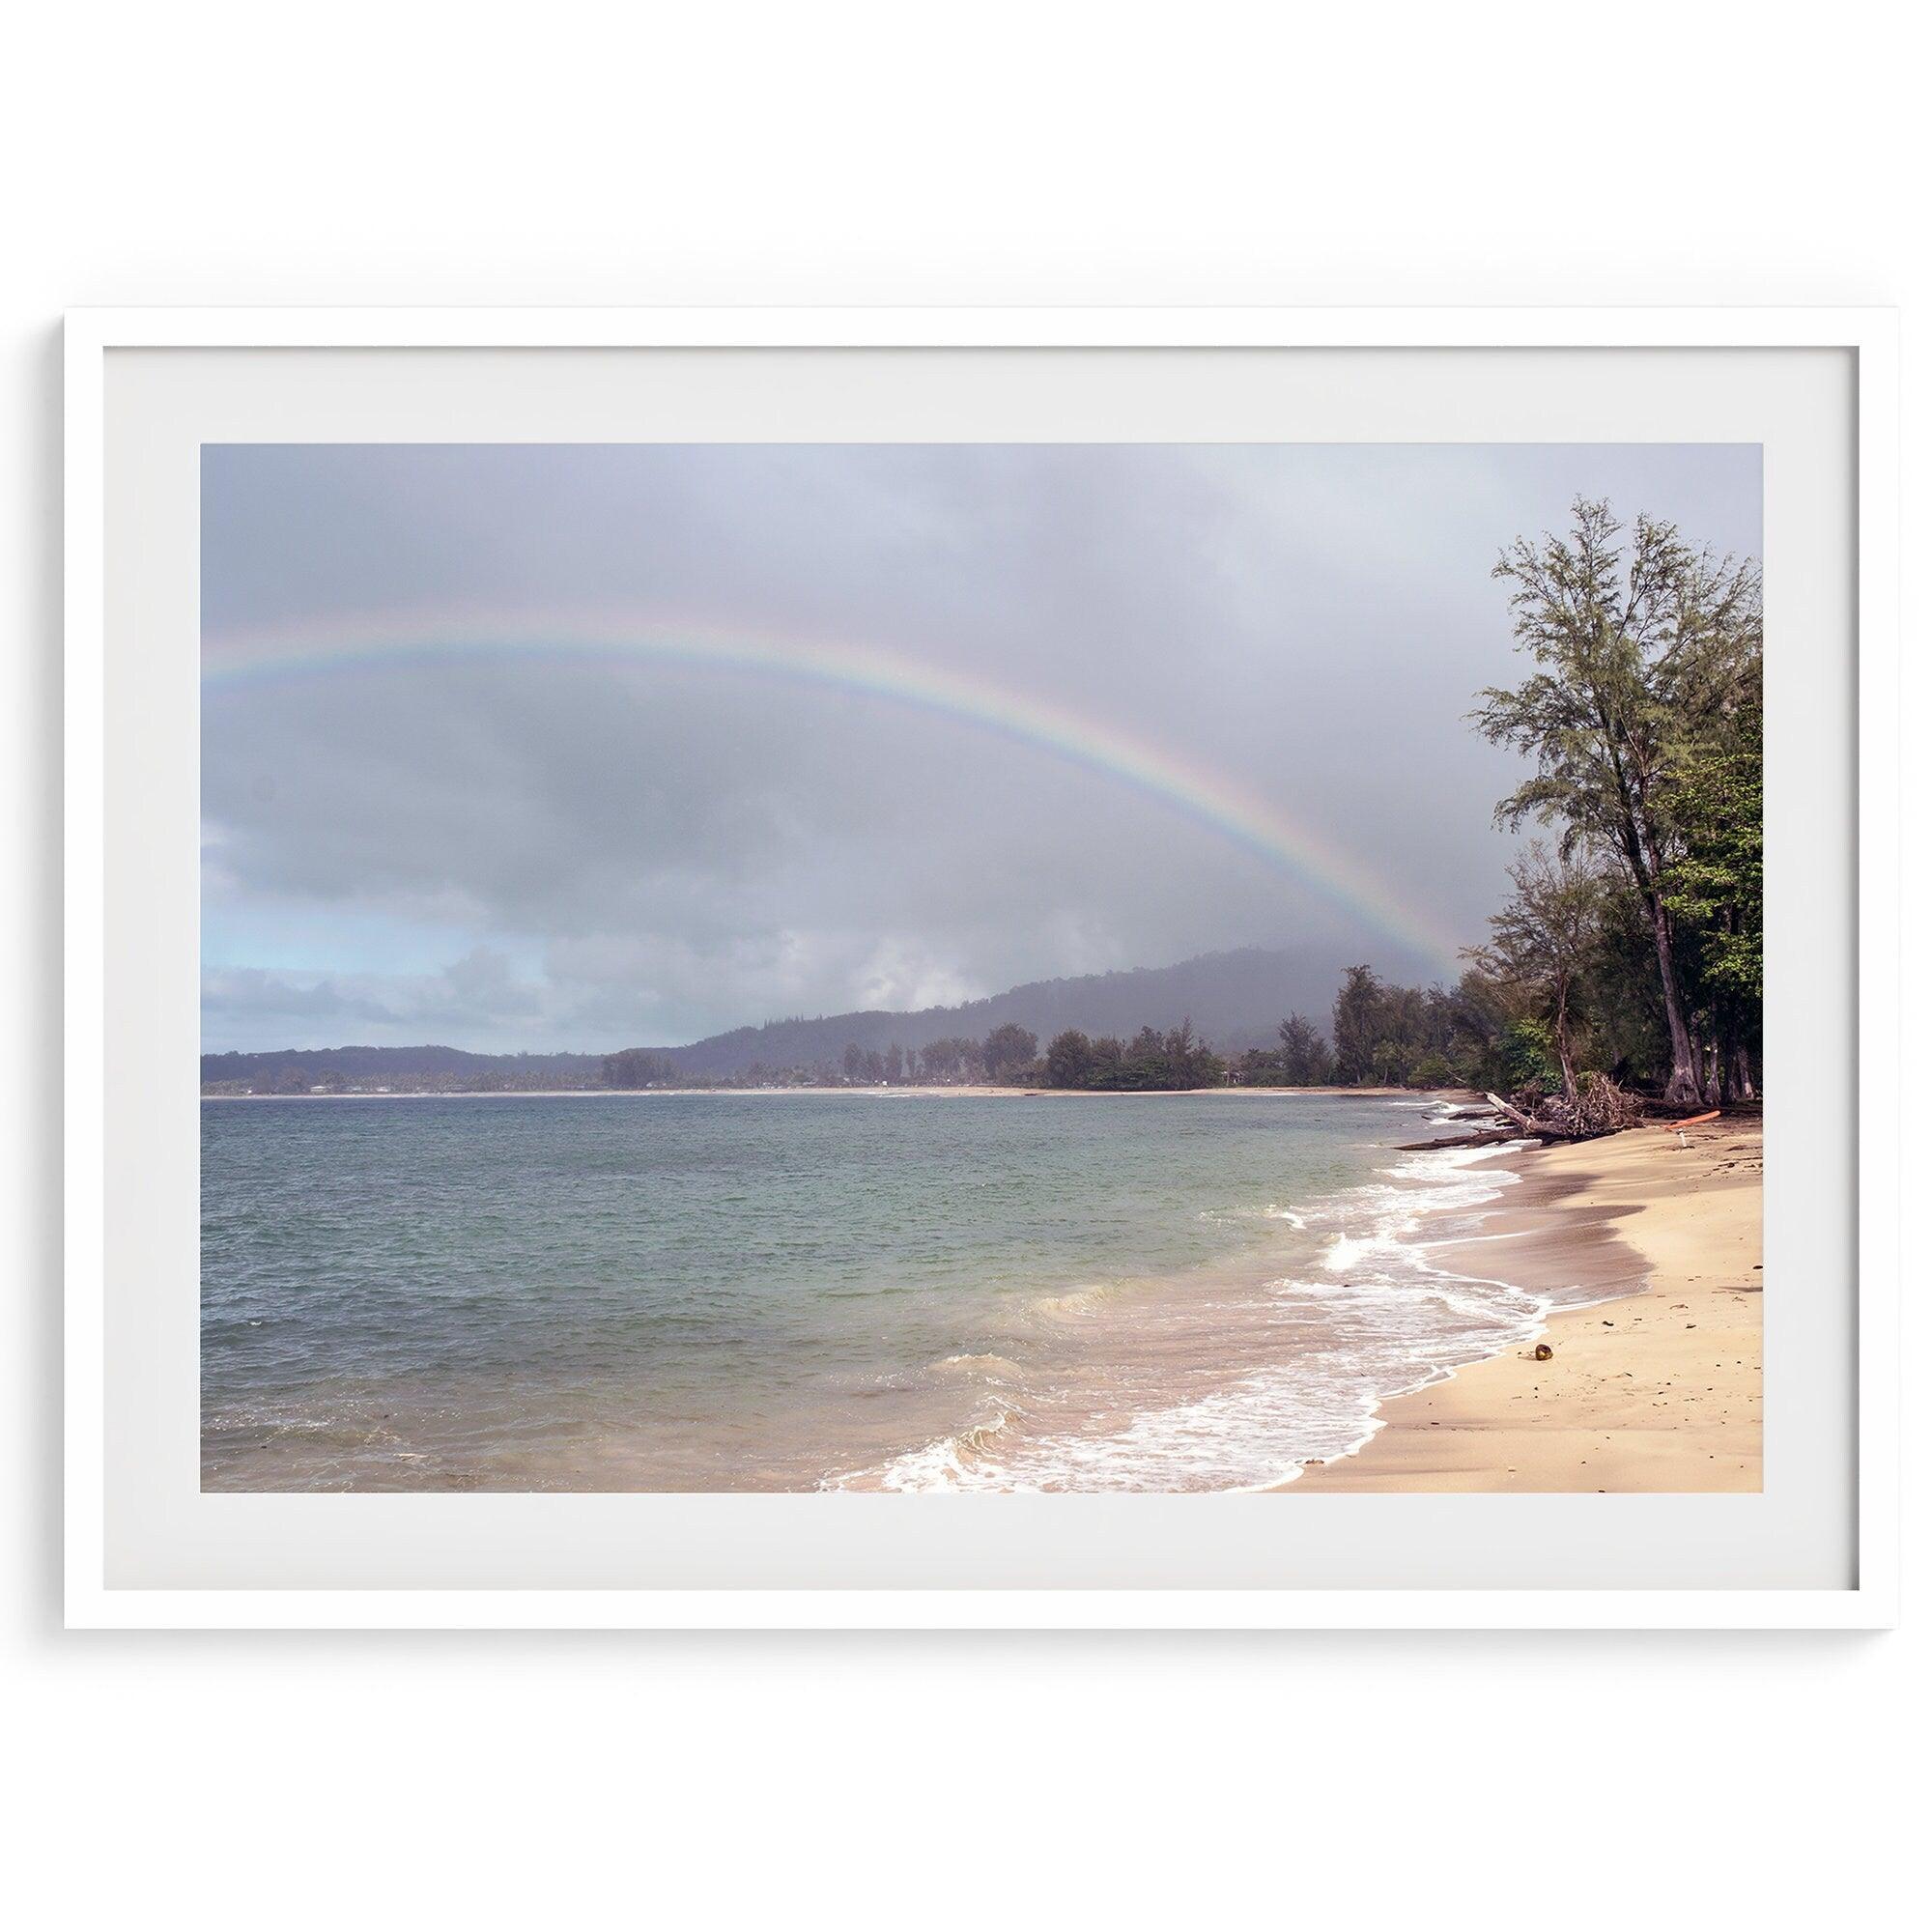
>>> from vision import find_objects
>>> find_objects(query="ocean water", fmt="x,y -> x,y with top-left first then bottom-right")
201,1092 -> 1579,1493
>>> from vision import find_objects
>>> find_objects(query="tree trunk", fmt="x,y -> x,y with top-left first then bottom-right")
1553,980 -> 1578,1101
1643,888 -> 1703,1104
1727,1039 -> 1756,1101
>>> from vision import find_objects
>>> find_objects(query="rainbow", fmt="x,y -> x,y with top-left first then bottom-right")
202,611 -> 1464,970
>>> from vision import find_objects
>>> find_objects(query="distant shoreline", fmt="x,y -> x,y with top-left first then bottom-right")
201,1083 -> 1474,1102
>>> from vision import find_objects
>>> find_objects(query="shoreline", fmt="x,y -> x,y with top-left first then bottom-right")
1285,1119 -> 1763,1492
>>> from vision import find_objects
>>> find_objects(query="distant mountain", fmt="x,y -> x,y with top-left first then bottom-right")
656,944 -> 1397,1075
201,945 -> 1433,1090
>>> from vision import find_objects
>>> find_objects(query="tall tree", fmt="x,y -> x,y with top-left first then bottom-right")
1330,965 -> 1383,1084
1275,1012 -> 1332,1085
1473,497 -> 1761,1103
981,1023 -> 1039,1081
1467,841 -> 1606,1100
1045,1029 -> 1095,1087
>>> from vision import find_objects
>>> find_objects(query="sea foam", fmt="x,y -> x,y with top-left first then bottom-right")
848,1137 -> 1545,1493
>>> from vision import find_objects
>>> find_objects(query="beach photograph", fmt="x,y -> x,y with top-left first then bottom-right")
19,6 -> 1924,1921
200,442 -> 1764,1493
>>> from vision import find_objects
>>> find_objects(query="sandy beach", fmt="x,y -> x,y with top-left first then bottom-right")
1289,1118 -> 1763,1492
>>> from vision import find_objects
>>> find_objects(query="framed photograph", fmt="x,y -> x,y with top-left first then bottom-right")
64,308 -> 1897,1628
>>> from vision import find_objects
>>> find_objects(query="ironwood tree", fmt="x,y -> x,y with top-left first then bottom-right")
1275,1012 -> 1332,1085
1465,841 -> 1606,1101
1473,497 -> 1761,1104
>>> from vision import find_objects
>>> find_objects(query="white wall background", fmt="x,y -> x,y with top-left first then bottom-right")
4,4 -> 1920,1924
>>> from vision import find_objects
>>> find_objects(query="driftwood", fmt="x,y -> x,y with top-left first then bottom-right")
1393,1078 -> 1651,1152
1483,1076 -> 1646,1142
1484,1091 -> 1582,1141
1395,1128 -> 1520,1151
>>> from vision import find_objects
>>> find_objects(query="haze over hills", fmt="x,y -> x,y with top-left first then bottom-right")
663,944 -> 1380,1074
202,944 -> 1430,1090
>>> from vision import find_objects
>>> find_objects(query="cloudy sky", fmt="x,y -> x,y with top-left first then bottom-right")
201,441 -> 1760,1054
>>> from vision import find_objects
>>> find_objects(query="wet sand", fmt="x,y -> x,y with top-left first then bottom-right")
1288,1118 -> 1763,1492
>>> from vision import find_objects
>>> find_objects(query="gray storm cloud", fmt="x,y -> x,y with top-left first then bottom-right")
201,442 -> 1761,1051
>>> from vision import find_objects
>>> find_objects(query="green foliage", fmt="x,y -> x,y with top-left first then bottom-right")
1045,1028 -> 1095,1087
981,1023 -> 1039,1081
1039,1020 -> 1224,1092
1473,498 -> 1760,870
1371,1038 -> 1406,1086
1659,712 -> 1763,1007
1321,968 -> 1484,1088
1498,1016 -> 1561,1093
1275,1012 -> 1332,1085
1330,965 -> 1385,1083
1463,841 -> 1607,1096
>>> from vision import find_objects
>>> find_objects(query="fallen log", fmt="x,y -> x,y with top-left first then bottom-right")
1394,1128 -> 1520,1151
1483,1091 -> 1582,1141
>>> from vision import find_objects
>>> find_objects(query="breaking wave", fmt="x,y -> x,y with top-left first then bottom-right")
839,1138 -> 1548,1492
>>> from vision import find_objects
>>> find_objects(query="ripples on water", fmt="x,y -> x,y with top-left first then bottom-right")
201,1092 -> 1562,1492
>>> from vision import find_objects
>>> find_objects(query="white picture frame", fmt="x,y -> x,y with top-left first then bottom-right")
64,307 -> 1899,1630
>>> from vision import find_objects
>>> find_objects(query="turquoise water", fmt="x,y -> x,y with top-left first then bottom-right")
201,1091 -> 1550,1492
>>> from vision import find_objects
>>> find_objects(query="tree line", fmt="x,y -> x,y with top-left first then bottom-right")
598,1025 -> 1049,1090
604,1019 -> 1225,1093
1041,1021 -> 1225,1091
822,1025 -> 1042,1087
